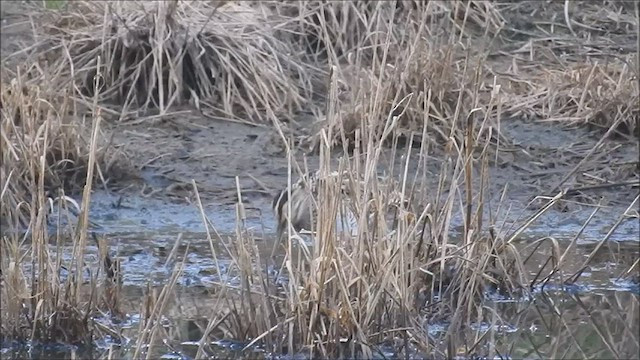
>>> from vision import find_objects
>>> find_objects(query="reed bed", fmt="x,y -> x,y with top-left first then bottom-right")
26,0 -> 507,141
30,0 -> 317,122
1,0 -> 638,358
298,0 -> 505,151
18,0 -> 638,138
305,0 -> 638,150
493,1 -> 639,137
187,50 -> 635,358
0,66 -> 127,228
0,69 -> 187,355
192,107 -> 638,358
0,85 -> 111,344
498,55 -> 639,136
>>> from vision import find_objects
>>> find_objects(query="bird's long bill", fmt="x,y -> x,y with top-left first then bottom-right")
271,218 -> 287,259
271,189 -> 289,249
271,189 -> 288,258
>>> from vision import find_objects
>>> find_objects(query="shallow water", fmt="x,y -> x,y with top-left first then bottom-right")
2,280 -> 638,359
2,191 -> 639,359
77,190 -> 640,242
2,230 -> 638,359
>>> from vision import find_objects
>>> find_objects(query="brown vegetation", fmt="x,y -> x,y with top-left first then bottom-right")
0,68 -> 127,228
1,0 -> 638,358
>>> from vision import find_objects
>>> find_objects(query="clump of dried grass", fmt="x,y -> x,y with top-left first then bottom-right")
189,87 -> 565,359
304,0 -> 639,151
494,0 -> 639,136
208,127 -> 628,357
32,1 -> 317,122
281,1 -> 504,60
300,0 -> 504,152
0,95 -> 124,345
501,56 -> 639,136
0,71 -> 125,228
0,11 -> 171,348
278,1 -> 397,61
0,66 -> 163,350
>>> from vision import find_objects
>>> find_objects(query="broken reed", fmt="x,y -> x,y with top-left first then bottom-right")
25,0 -> 638,141
0,66 -> 129,346
191,44 -> 538,360
0,69 -> 189,357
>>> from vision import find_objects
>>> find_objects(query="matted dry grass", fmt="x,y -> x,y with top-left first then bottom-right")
492,0 -> 639,137
0,69 -> 127,228
30,0 -> 318,122
0,0 -> 638,357
14,1 -> 638,141
499,56 -> 639,135
24,0 -> 508,142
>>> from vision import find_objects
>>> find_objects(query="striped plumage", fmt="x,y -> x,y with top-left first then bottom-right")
272,170 -> 409,240
272,176 -> 315,240
272,170 -> 340,240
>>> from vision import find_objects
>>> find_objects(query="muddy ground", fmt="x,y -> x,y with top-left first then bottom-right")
93,110 -> 637,239
1,3 -> 639,359
2,1 -> 639,239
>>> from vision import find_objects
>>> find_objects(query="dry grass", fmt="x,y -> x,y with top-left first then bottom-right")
0,67 -> 126,228
298,0 -> 638,149
0,91 -> 110,344
185,56 -> 633,358
15,0 -> 638,138
498,54 -> 639,136
0,56 -> 128,346
0,68 -> 185,354
29,0 -> 318,122
493,1 -> 639,137
297,0 -> 506,151
188,104 -> 637,358
0,0 -> 637,357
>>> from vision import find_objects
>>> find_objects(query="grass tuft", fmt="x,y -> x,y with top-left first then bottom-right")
0,0 -> 637,357
31,1 -> 318,122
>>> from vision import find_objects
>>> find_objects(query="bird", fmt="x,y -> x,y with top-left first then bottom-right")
271,169 -> 412,242
272,170 -> 353,241
271,176 -> 314,240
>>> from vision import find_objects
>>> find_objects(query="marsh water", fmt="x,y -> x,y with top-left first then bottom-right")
2,191 -> 639,359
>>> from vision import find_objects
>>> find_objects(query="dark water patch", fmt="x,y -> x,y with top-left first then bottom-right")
3,216 -> 638,359
418,289 -> 639,359
1,341 -> 98,360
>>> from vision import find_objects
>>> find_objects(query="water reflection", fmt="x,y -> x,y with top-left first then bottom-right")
2,232 -> 638,359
